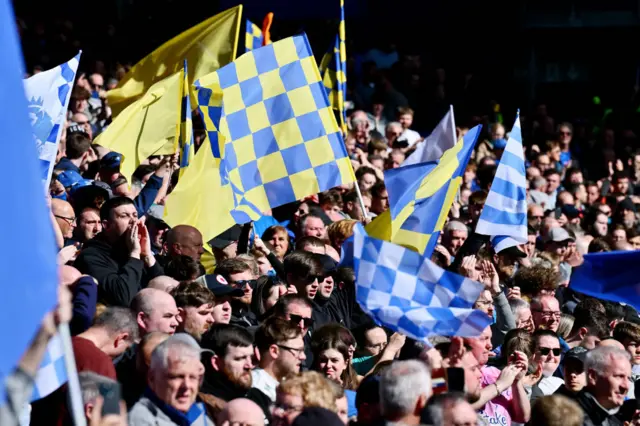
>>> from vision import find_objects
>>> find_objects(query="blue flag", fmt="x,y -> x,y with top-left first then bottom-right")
0,0 -> 59,401
24,52 -> 81,187
569,251 -> 640,310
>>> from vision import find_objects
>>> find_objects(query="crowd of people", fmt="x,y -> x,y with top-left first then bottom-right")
6,10 -> 640,426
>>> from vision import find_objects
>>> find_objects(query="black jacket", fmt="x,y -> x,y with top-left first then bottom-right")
572,390 -> 623,426
74,233 -> 163,307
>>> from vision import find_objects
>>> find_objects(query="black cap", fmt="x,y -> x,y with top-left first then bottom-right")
209,224 -> 243,249
313,253 -> 338,275
204,274 -> 244,297
561,204 -> 581,220
564,346 -> 588,364
499,244 -> 527,259
292,407 -> 344,426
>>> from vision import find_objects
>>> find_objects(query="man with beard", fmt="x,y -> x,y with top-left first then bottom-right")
75,197 -> 163,306
199,324 -> 271,420
215,258 -> 258,327
170,282 -> 216,342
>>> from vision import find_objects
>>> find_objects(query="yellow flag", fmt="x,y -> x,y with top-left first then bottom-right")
163,137 -> 237,245
94,71 -> 182,181
107,5 -> 242,117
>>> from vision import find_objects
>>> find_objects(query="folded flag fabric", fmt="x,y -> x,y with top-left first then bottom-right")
346,223 -> 491,343
245,19 -> 263,52
403,105 -> 456,167
475,111 -> 527,252
24,52 -> 81,187
569,250 -> 640,310
31,334 -> 67,400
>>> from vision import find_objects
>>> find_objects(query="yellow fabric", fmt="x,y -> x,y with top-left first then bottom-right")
107,5 -> 242,117
94,71 -> 183,180
163,137 -> 237,245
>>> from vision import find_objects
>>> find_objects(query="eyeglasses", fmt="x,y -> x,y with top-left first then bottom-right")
538,347 -> 561,356
365,342 -> 387,351
560,131 -> 572,136
229,279 -> 257,289
272,402 -> 304,414
531,215 -> 543,220
277,344 -> 306,357
55,215 -> 76,225
533,310 -> 561,319
288,314 -> 314,329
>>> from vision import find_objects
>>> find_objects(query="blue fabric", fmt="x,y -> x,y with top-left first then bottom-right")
0,0 -> 59,402
144,387 -> 206,426
55,157 -> 81,173
254,215 -> 279,238
345,389 -> 358,418
70,276 -> 98,336
135,174 -> 163,217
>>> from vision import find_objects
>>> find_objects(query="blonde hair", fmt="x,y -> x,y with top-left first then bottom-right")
531,395 -> 584,426
327,219 -> 357,250
278,371 -> 337,411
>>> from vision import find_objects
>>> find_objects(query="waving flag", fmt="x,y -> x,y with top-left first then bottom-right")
475,111 -> 527,252
346,224 -> 491,342
403,105 -> 456,167
0,0 -> 59,402
245,19 -> 263,51
24,52 -> 81,187
319,0 -> 347,133
31,334 -> 67,400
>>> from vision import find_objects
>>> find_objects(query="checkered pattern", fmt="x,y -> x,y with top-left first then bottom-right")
319,0 -> 347,133
194,34 -> 355,223
245,19 -> 264,52
475,111 -> 528,252
349,223 -> 491,341
179,60 -> 195,170
24,52 -> 81,187
31,334 -> 67,401
383,125 -> 482,256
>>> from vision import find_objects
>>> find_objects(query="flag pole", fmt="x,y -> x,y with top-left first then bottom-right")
60,323 -> 87,426
353,181 -> 369,221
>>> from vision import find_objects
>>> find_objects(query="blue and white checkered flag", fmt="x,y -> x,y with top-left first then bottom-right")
475,111 -> 527,253
23,52 -> 81,187
346,223 -> 491,343
31,334 -> 67,401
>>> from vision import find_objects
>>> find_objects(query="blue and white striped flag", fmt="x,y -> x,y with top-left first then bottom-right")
24,52 -> 81,187
346,223 -> 491,343
31,334 -> 67,401
475,111 -> 527,252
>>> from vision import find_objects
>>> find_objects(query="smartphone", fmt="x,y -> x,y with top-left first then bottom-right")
445,367 -> 466,393
98,382 -> 121,416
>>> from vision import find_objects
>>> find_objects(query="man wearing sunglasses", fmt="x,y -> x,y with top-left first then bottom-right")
215,258 -> 259,328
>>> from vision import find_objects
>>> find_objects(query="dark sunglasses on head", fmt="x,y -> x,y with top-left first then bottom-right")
289,314 -> 314,328
538,347 -> 561,356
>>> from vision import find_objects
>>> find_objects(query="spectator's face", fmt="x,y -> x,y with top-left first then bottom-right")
622,338 -> 640,365
398,113 -> 413,129
317,348 -> 347,382
587,185 -> 600,205
630,236 -> 640,249
461,351 -> 483,401
546,173 -> 560,193
105,204 -> 138,237
445,401 -> 478,426
142,297 -> 179,335
319,275 -> 334,299
268,230 -> 289,259
588,355 -> 631,409
173,231 -> 204,261
214,345 -> 254,389
525,235 -> 537,258
371,189 -> 389,214
212,296 -> 233,324
533,335 -> 561,376
532,297 -> 561,332
336,396 -> 349,425
284,302 -> 313,334
615,178 -> 630,194
228,270 -> 255,305
467,326 -> 492,366
612,229 -> 627,243
149,355 -> 204,413
443,229 -> 467,256
302,217 -> 326,239
529,206 -> 544,227
256,255 -> 273,276
537,155 -> 551,171
594,214 -> 608,237
474,290 -> 494,319
178,303 -> 214,341
515,307 -> 535,332
386,126 -> 402,145
293,203 -> 309,225
491,126 -> 505,141
559,126 -> 572,145
272,391 -> 304,426
360,173 -> 377,192
275,335 -> 306,376
564,359 -> 586,392
362,327 -> 388,357
77,208 -> 102,241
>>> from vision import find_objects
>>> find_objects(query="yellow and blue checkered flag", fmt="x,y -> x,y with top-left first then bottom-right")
319,0 -> 347,133
245,19 -> 263,52
367,125 -> 482,255
194,34 -> 356,224
179,60 -> 195,170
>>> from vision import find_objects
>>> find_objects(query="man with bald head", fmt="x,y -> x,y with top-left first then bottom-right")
165,225 -> 204,262
218,398 -> 265,426
52,198 -> 77,241
147,275 -> 179,293
130,288 -> 179,336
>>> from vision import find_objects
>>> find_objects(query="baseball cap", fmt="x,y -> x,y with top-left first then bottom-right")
57,170 -> 84,188
313,253 -> 338,276
548,227 -> 575,243
564,346 -> 587,364
203,274 -> 244,297
209,224 -> 243,249
100,151 -> 122,169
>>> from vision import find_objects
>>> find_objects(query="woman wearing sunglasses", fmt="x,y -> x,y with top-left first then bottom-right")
530,329 -> 564,401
